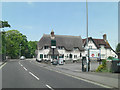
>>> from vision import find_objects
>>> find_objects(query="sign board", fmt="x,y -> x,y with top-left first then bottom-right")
51,46 -> 56,48
89,49 -> 100,58
51,40 -> 56,46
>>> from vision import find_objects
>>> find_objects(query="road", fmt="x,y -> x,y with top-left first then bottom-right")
2,59 -> 110,89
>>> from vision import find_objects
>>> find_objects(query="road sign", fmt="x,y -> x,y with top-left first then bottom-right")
51,46 -> 56,48
89,49 -> 100,58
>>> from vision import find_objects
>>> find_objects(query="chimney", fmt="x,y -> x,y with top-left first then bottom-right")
103,34 -> 107,42
51,30 -> 54,37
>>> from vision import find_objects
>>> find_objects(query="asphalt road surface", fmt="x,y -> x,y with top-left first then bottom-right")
2,59 -> 110,89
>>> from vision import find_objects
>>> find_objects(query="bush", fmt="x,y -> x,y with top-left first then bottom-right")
96,59 -> 107,72
96,65 -> 104,72
102,59 -> 106,67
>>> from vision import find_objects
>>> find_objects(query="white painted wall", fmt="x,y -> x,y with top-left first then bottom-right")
84,40 -> 97,49
84,40 -> 118,60
37,47 -> 82,61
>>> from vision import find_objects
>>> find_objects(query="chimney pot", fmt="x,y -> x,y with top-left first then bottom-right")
103,34 -> 107,41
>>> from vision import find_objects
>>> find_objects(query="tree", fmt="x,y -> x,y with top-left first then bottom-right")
0,20 -> 11,28
116,43 -> 120,52
5,30 -> 28,59
25,41 -> 38,58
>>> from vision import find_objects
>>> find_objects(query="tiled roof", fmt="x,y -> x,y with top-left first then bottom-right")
82,37 -> 111,49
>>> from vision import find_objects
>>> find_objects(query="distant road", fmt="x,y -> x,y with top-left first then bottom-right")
2,59 -> 108,89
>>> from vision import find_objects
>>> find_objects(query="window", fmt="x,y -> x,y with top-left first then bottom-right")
58,46 -> 63,49
74,55 -> 77,58
89,46 -> 92,49
40,54 -> 43,59
80,53 -> 82,57
101,54 -> 105,58
69,54 -> 72,58
67,54 -> 69,58
44,55 -> 48,58
44,46 -> 49,49
62,54 -> 64,58
74,47 -> 78,50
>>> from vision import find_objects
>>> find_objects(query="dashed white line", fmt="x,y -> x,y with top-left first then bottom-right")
23,67 -> 28,71
29,72 -> 39,80
46,84 -> 54,90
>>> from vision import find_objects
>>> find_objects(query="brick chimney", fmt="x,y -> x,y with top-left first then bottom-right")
103,34 -> 107,42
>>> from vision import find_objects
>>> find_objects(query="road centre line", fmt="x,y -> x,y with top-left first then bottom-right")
46,84 -> 54,90
29,71 -> 39,80
23,67 -> 28,71
0,62 -> 7,69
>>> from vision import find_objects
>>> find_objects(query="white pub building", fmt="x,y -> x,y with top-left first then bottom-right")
36,30 -> 118,62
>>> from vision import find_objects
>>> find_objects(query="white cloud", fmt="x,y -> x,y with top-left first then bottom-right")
27,1 -> 33,5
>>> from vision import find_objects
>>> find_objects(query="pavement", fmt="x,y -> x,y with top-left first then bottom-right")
1,59 -> 112,89
31,60 -> 119,89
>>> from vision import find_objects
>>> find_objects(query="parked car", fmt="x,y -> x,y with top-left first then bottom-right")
58,58 -> 64,65
36,58 -> 42,62
20,56 -> 25,60
52,59 -> 58,65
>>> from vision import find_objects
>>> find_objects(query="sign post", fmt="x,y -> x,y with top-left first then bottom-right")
51,40 -> 56,61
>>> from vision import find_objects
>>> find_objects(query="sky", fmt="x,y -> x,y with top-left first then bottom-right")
1,2 -> 118,50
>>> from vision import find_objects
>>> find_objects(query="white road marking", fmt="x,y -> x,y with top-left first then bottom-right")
0,63 -> 7,69
29,72 -> 39,80
21,64 -> 23,67
43,67 -> 112,88
23,67 -> 28,71
46,84 -> 54,90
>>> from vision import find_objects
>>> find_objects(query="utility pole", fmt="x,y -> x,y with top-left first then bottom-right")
86,0 -> 89,72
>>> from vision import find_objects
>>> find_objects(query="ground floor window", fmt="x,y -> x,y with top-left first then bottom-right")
69,54 -> 72,58
40,54 -> 43,59
51,55 -> 57,59
80,53 -> 82,57
74,55 -> 77,58
44,55 -> 48,58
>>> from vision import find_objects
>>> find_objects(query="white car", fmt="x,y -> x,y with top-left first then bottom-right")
20,56 -> 25,60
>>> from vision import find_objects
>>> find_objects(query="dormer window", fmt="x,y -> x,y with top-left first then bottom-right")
74,47 -> 78,50
58,46 -> 63,50
89,46 -> 92,49
44,46 -> 49,49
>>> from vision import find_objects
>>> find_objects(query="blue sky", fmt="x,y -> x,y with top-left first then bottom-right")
2,2 -> 118,50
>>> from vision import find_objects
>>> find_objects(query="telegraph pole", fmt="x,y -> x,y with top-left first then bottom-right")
86,0 -> 89,72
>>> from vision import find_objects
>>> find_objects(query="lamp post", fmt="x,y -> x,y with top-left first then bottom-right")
86,0 -> 89,72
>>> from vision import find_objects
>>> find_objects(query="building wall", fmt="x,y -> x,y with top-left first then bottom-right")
84,40 -> 97,49
84,40 -> 118,60
37,47 -> 83,61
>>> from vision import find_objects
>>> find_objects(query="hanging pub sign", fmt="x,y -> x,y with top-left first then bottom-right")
51,39 -> 56,48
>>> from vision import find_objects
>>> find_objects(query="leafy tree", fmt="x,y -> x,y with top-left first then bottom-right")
5,30 -> 28,59
116,43 -> 120,52
0,20 -> 11,28
25,41 -> 38,58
